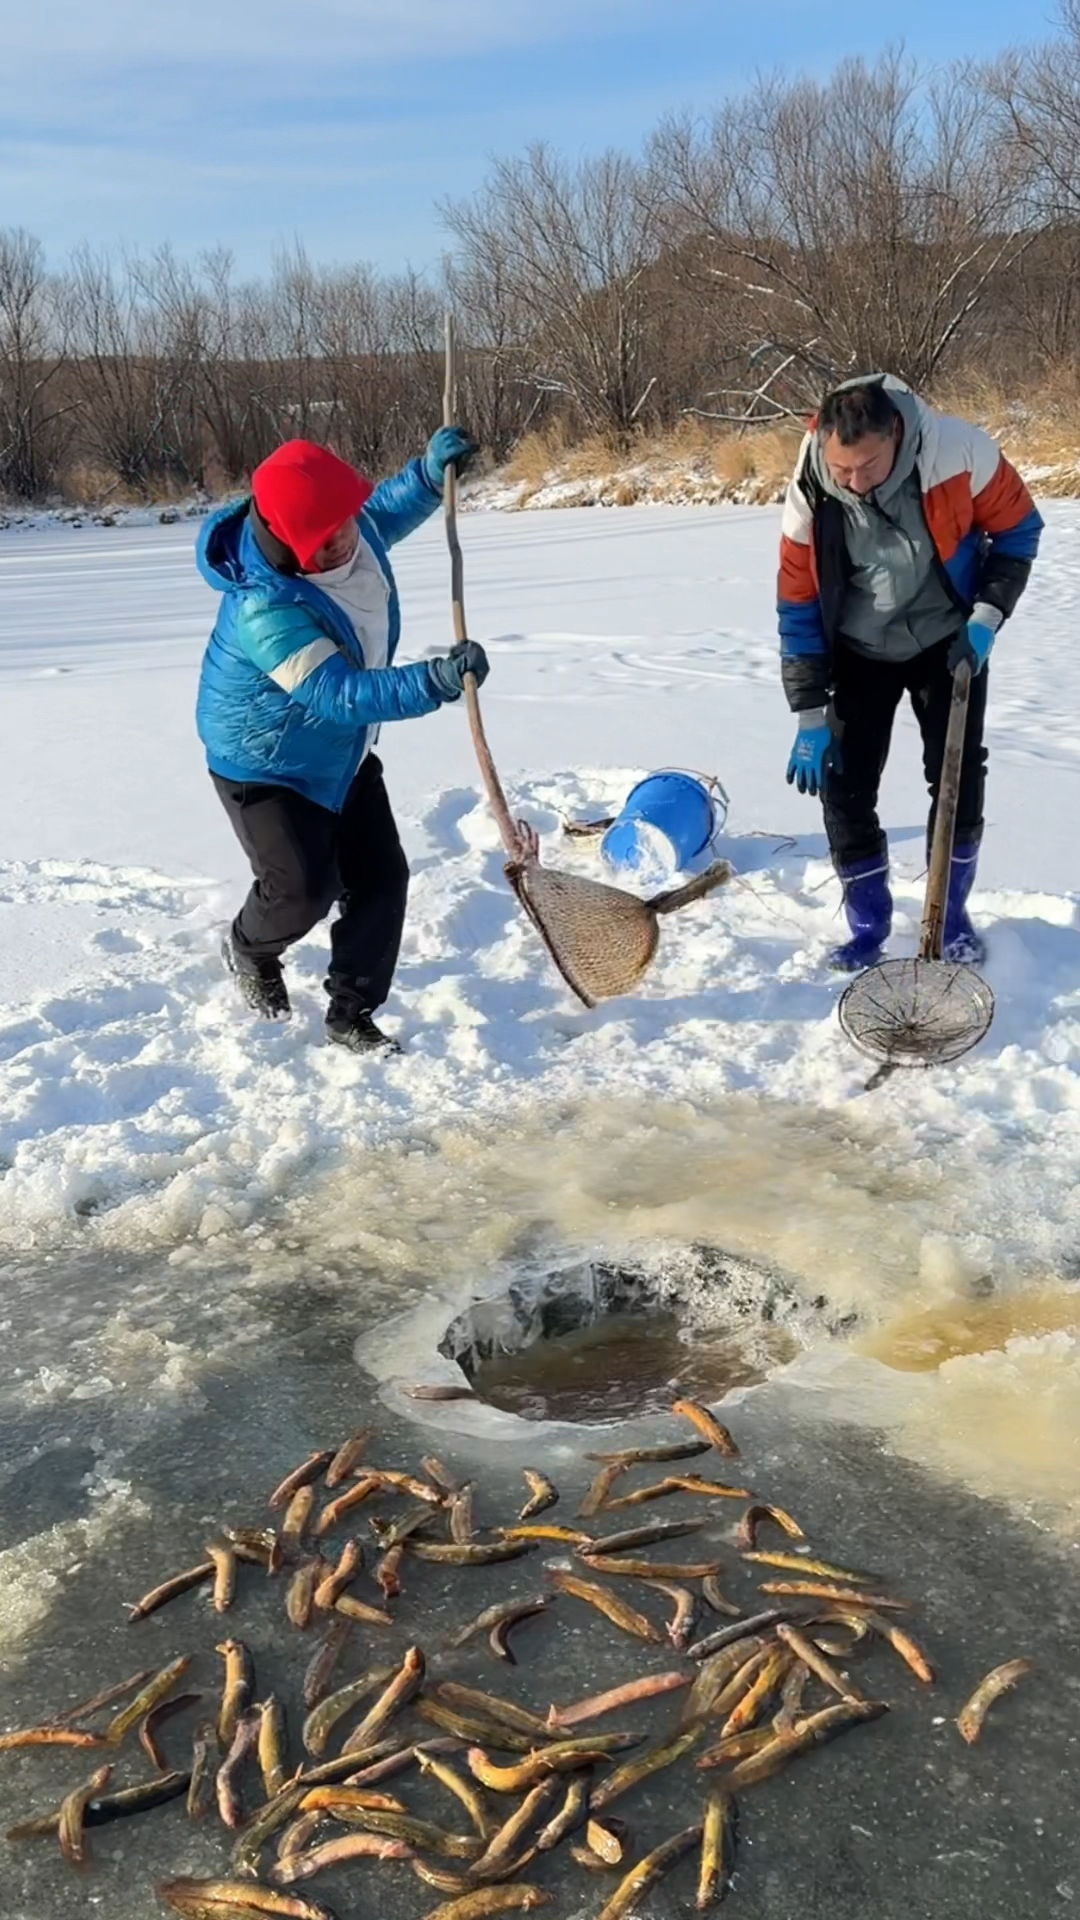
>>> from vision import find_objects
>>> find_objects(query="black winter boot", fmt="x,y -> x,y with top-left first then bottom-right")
221,931 -> 291,1020
325,980 -> 402,1055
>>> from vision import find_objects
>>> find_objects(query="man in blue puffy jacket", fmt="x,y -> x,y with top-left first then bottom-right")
196,430 -> 488,1053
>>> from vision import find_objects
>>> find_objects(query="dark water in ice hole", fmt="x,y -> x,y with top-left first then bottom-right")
472,1309 -> 798,1422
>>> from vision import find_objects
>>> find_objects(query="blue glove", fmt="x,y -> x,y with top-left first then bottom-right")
947,617 -> 996,677
428,640 -> 490,702
424,426 -> 479,491
786,709 -> 843,797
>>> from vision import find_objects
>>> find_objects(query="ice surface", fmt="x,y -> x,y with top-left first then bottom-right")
1,503 -> 1080,1914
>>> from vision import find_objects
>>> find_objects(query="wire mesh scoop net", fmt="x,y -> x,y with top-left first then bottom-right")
838,660 -> 994,1071
440,313 -> 732,1009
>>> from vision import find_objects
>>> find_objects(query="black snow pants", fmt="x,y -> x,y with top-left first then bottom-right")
823,636 -> 988,871
212,754 -> 409,1011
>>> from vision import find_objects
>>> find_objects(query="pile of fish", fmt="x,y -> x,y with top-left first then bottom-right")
1,1396 -> 1033,1920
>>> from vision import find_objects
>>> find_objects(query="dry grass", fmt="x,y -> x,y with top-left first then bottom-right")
501,417 -> 804,507
500,384 -> 1080,507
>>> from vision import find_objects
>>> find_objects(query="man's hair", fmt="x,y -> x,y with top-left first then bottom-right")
818,383 -> 898,446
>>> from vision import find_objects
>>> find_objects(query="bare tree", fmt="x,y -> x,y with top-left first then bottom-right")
0,229 -> 73,500
652,51 -> 1030,412
442,144 -> 664,437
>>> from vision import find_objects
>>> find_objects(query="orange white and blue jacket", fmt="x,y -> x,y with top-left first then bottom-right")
777,377 -> 1043,712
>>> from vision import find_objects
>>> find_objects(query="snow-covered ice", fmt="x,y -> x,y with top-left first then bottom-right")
2,501 -> 1080,1917
1,504 -> 1080,1514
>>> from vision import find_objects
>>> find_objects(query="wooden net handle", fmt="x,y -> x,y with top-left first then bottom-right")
920,660 -> 971,961
441,311 -> 522,863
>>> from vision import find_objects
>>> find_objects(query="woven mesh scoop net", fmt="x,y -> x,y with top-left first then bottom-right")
838,954 -> 994,1067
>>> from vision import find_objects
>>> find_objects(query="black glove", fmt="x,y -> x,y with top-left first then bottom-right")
428,640 -> 490,702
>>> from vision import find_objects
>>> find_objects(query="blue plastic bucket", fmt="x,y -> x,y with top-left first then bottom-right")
601,770 -> 726,886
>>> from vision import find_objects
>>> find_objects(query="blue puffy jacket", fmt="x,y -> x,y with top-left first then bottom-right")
196,457 -> 445,812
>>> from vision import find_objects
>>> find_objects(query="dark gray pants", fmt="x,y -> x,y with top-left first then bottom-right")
212,755 -> 409,1011
824,637 -> 988,870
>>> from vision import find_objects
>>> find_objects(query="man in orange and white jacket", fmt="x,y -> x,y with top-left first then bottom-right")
778,373 -> 1042,969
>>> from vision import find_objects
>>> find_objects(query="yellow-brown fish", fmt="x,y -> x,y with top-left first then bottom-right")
417,1890 -> 549,1920
58,1763 -> 113,1867
433,1684 -> 550,1740
547,1670 -> 691,1730
579,1520 -> 703,1555
377,1545 -> 404,1602
641,1579 -> 698,1649
408,1541 -> 533,1567
519,1472 -> 559,1521
585,1817 -> 630,1865
956,1659 -> 1033,1744
302,1618 -> 352,1711
856,1611 -> 935,1686
586,1443 -> 710,1466
302,1666 -> 397,1757
469,1778 -> 559,1879
417,1751 -> 493,1838
467,1738 -> 637,1795
45,1667 -> 158,1727
285,1560 -> 326,1632
589,1724 -> 704,1811
741,1550 -> 872,1581
489,1601 -> 550,1666
106,1657 -> 192,1748
671,1399 -> 740,1458
324,1593 -> 393,1628
697,1790 -> 736,1910
547,1570 -> 663,1643
159,1877 -> 341,1918
449,1486 -> 476,1545
695,1728 -> 775,1772
258,1697 -> 289,1799
340,1648 -> 425,1754
187,1720 -> 219,1822
126,1563 -> 215,1623
215,1641 -> 254,1751
701,1576 -> 742,1619
682,1639 -> 769,1725
0,1728 -> 106,1752
312,1540 -> 362,1612
584,1557 -> 725,1582
577,1462 -> 626,1518
139,1692 -> 202,1773
734,1505 -> 806,1552
445,1597 -> 551,1652
269,1451 -> 336,1511
535,1775 -> 591,1851
272,1833 -> 412,1881
281,1486 -> 317,1556
719,1647 -> 792,1738
324,1432 -> 374,1488
596,1824 -> 704,1920
314,1475 -> 382,1537
775,1623 -> 864,1704
758,1581 -> 910,1610
206,1543 -> 238,1614
217,1713 -> 260,1831
415,1701 -> 535,1753
495,1525 -> 591,1546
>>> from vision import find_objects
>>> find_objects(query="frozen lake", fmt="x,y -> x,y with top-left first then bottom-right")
1,504 -> 1079,1914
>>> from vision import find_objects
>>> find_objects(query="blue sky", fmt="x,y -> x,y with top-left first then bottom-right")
0,0 -> 1057,275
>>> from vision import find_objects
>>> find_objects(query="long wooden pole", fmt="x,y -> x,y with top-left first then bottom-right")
919,660 -> 971,961
441,312 -> 522,862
